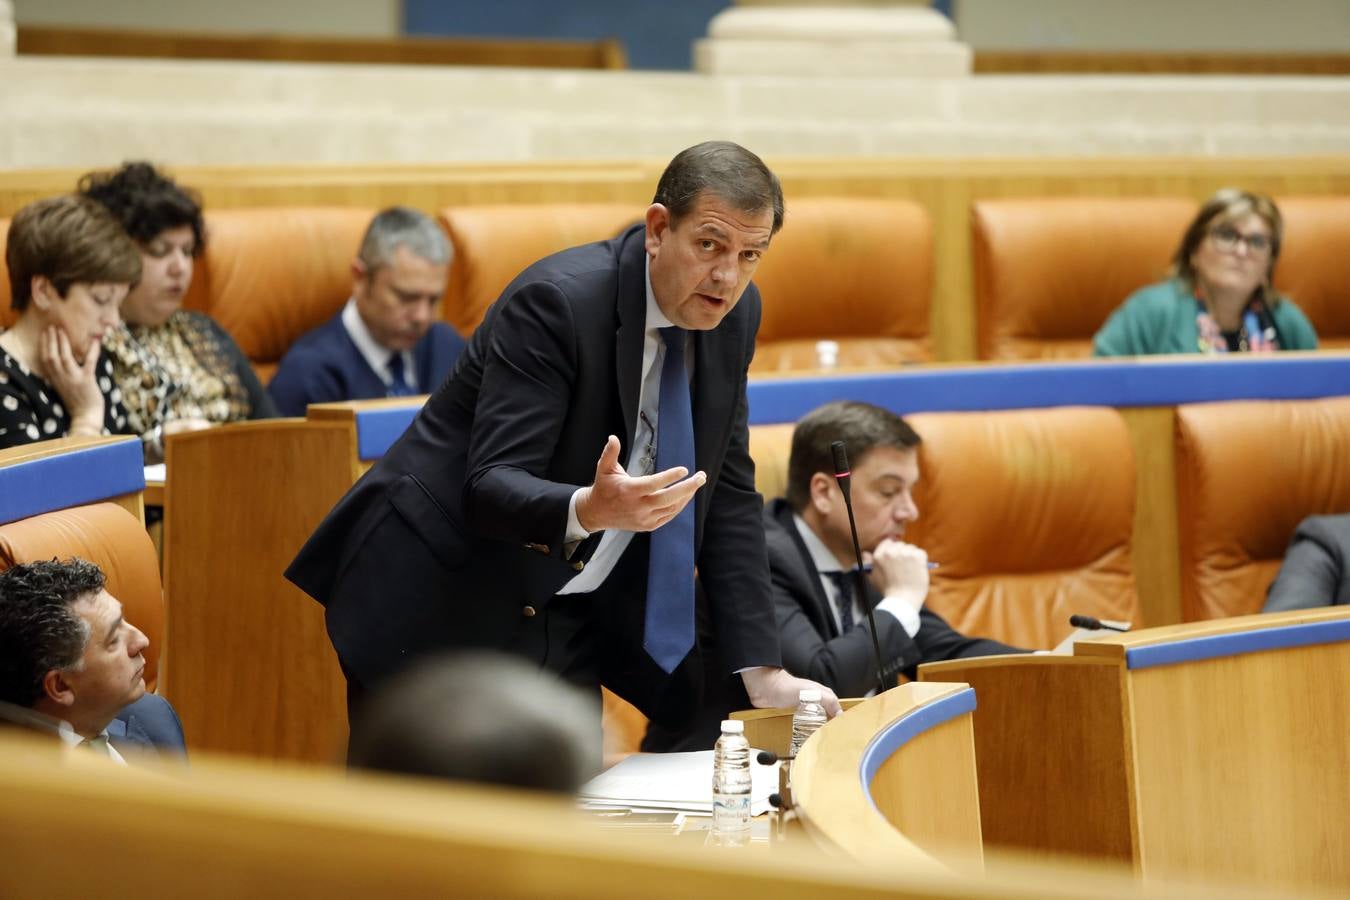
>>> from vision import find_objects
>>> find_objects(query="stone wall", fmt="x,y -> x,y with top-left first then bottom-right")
2,54 -> 1348,168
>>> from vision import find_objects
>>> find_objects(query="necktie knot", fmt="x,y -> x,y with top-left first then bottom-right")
386,352 -> 414,397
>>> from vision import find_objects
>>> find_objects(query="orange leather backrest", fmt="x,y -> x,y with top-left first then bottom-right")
197,207 -> 375,380
0,503 -> 164,690
749,423 -> 796,501
439,203 -> 636,336
905,407 -> 1139,649
1274,196 -> 1350,350
972,197 -> 1195,360
751,198 -> 934,372
1174,397 -> 1350,621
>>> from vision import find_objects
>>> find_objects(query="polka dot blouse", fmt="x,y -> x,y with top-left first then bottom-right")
0,347 -> 132,450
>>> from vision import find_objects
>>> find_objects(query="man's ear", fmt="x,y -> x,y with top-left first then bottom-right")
644,203 -> 670,256
41,669 -> 76,709
350,258 -> 369,296
808,471 -> 836,516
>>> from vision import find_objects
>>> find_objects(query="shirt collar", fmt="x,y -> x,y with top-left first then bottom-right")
342,298 -> 410,386
793,513 -> 847,575
644,256 -> 675,332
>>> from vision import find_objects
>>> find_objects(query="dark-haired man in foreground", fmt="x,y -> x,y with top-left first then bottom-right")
0,559 -> 185,761
288,141 -> 839,738
645,401 -> 1022,751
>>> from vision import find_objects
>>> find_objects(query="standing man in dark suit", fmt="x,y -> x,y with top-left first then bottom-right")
0,559 -> 186,762
645,401 -> 1022,751
267,206 -> 465,416
286,142 -> 839,735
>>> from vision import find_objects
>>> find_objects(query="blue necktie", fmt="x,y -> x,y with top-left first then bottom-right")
644,327 -> 696,673
387,353 -> 415,397
823,571 -> 857,634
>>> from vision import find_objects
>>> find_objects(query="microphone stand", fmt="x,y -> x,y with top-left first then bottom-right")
832,440 -> 888,695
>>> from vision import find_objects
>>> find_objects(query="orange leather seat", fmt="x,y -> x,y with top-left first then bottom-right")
750,198 -> 933,371
194,207 -> 376,383
439,203 -> 636,336
904,407 -> 1140,649
0,217 -> 11,330
972,197 -> 1195,360
1174,397 -> 1350,620
1274,196 -> 1350,350
0,440 -> 163,689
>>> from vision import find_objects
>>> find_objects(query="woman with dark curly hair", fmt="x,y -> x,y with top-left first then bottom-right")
79,162 -> 275,463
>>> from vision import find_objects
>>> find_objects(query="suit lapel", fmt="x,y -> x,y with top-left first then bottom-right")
770,501 -> 840,639
614,227 -> 648,470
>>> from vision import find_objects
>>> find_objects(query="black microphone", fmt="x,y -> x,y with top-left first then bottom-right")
831,440 -> 888,694
1069,614 -> 1129,633
756,749 -> 779,766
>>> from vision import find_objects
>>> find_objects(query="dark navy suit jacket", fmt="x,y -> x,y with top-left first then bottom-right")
267,311 -> 465,417
285,226 -> 778,725
109,693 -> 187,760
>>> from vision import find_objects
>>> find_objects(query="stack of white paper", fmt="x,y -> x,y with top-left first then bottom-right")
579,750 -> 779,817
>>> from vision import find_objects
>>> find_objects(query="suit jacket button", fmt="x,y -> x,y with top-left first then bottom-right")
572,560 -> 585,571
522,606 -> 537,617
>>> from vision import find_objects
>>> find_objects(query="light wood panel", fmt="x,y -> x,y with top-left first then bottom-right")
4,156 -> 1349,362
791,682 -> 982,868
921,608 -> 1350,893
0,731 -> 1246,900
161,419 -> 359,762
975,51 -> 1350,76
1118,406 -> 1181,627
18,25 -> 627,69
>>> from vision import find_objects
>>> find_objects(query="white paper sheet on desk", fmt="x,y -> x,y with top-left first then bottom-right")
579,749 -> 779,816
143,464 -> 166,483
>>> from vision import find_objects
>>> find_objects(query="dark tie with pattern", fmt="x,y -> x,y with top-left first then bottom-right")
386,352 -> 415,397
643,327 -> 696,673
823,570 -> 857,634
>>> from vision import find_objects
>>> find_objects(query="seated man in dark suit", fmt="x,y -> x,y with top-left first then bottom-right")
645,400 -> 1023,751
0,558 -> 185,762
267,206 -> 465,416
1264,513 -> 1350,612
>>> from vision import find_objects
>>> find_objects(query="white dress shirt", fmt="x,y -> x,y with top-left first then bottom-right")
791,514 -> 921,638
341,299 -> 418,392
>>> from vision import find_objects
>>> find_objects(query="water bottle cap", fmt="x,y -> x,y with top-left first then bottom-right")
799,688 -> 821,703
720,719 -> 744,734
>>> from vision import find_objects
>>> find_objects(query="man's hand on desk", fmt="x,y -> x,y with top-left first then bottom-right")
740,666 -> 842,717
575,434 -> 706,533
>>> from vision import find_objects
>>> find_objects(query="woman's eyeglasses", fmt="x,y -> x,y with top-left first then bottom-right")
1208,224 -> 1272,256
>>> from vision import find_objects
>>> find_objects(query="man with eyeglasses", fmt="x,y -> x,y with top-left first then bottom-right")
1093,188 -> 1318,356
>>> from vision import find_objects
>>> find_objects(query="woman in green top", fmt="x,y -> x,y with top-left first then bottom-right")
1093,189 -> 1318,357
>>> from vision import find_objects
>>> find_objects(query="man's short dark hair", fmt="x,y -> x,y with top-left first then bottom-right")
0,559 -> 105,708
79,161 -> 206,257
785,401 -> 921,511
347,651 -> 601,794
652,141 -> 784,236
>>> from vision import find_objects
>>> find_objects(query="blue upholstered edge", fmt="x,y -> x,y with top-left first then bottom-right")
858,687 -> 977,809
0,438 -> 145,525
1125,619 -> 1350,670
354,407 -> 422,460
746,357 -> 1350,425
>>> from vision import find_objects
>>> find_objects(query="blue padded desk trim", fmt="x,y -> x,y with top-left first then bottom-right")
746,357 -> 1350,425
354,407 -> 422,460
1125,619 -> 1350,670
859,688 -> 976,801
0,439 -> 145,525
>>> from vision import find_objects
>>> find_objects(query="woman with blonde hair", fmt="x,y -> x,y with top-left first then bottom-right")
1093,189 -> 1318,356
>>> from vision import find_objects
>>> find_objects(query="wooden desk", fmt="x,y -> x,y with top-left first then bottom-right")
919,608 -> 1350,893
144,480 -> 164,507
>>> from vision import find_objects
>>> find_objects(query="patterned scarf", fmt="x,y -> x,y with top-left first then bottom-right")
1194,292 -> 1280,354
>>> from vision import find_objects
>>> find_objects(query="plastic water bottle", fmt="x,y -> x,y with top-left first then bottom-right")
711,719 -> 751,845
814,339 -> 839,371
789,688 -> 828,758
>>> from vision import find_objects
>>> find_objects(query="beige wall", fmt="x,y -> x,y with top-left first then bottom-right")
956,0 -> 1350,51
11,0 -> 399,37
